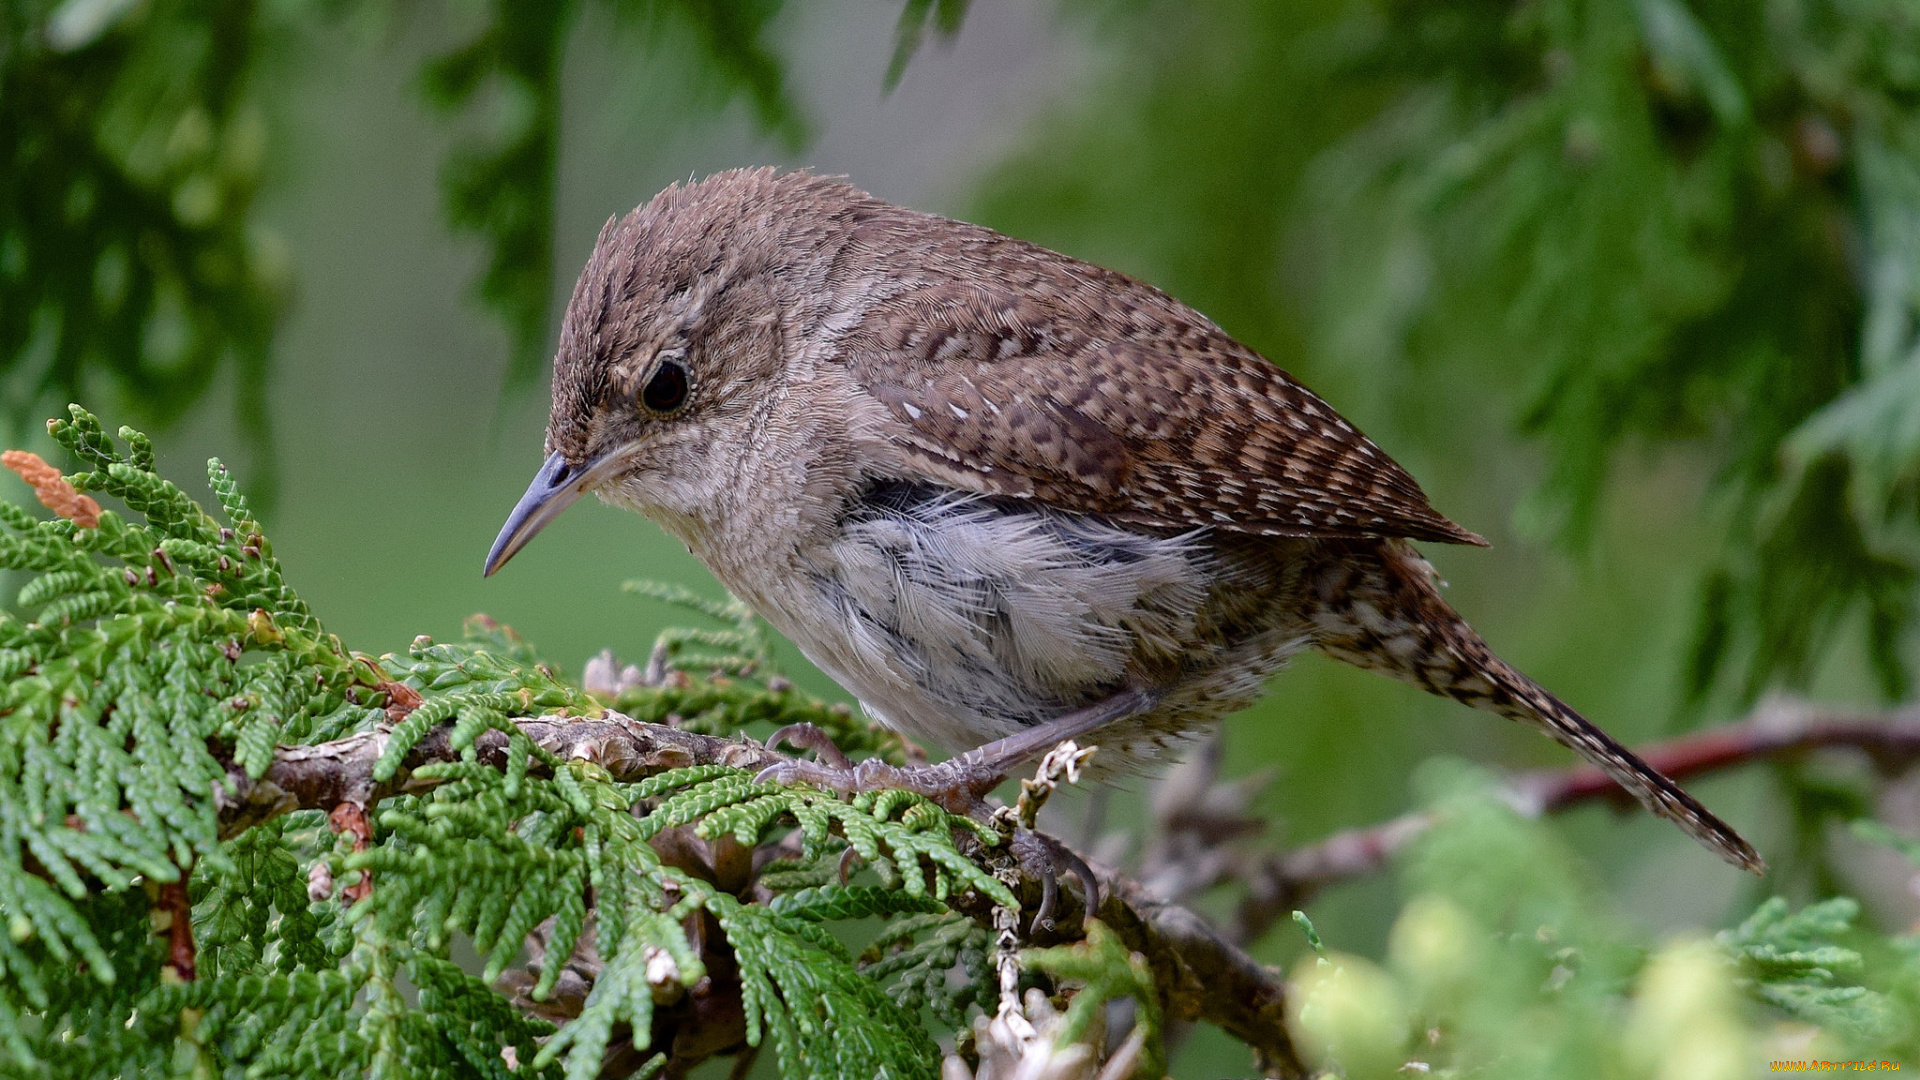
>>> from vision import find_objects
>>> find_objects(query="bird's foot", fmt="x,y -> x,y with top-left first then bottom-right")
1010,828 -> 1102,934
762,722 -> 853,770
758,687 -> 1163,814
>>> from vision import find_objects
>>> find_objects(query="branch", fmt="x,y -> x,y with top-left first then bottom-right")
1097,877 -> 1297,1076
1233,699 -> 1920,942
213,712 -> 789,840
213,710 -> 1312,1078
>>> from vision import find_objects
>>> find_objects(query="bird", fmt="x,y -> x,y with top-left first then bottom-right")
484,167 -> 1763,874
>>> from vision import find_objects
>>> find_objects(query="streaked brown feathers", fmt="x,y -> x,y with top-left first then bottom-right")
830,205 -> 1488,546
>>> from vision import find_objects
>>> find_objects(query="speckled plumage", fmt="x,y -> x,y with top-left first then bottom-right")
512,167 -> 1761,873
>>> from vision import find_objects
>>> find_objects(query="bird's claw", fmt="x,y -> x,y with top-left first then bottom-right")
1010,829 -> 1102,935
762,722 -> 853,770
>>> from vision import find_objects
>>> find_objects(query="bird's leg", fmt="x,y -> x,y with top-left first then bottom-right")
755,686 -> 1161,815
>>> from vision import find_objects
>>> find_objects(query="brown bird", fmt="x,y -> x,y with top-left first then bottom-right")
486,167 -> 1762,874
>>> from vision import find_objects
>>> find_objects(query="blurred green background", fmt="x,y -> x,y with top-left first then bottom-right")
5,0 -> 1917,1069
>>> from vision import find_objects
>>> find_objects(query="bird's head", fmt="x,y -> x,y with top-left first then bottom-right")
484,168 -> 864,576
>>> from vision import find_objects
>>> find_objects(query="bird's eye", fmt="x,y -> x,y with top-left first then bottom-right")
640,357 -> 690,416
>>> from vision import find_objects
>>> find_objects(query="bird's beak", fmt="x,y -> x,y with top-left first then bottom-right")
484,451 -> 597,577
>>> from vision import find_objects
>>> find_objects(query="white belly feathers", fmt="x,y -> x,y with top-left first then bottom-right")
782,484 -> 1214,751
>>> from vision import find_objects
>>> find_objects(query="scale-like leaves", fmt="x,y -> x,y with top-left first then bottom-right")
0,415 -> 1017,1076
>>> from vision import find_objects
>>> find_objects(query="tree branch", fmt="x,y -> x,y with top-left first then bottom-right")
1233,699 -> 1920,942
1098,877 -> 1296,1076
213,713 -> 789,840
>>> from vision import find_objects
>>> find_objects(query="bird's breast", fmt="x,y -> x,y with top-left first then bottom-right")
728,480 -> 1254,752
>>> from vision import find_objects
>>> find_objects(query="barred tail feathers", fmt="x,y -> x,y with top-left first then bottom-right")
1491,673 -> 1763,873
1310,539 -> 1764,874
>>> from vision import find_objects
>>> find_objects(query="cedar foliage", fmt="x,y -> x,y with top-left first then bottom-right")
0,408 -> 1010,1079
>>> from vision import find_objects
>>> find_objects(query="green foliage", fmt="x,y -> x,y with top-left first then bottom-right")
716,893 -> 941,1080
622,579 -> 775,678
1283,766 -> 1920,1078
0,408 -> 360,1002
885,0 -> 971,90
974,0 -> 1920,708
1020,919 -> 1165,1079
0,412 -> 1010,1077
0,0 -> 284,487
861,912 -> 995,1029
634,769 -> 1013,906
0,0 -> 821,477
349,746 -> 1003,1077
1720,895 -> 1895,1037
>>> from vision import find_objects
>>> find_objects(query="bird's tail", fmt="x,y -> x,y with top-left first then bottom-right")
1310,539 -> 1765,874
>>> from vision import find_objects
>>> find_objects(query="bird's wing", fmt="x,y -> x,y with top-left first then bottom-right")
838,265 -> 1485,546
